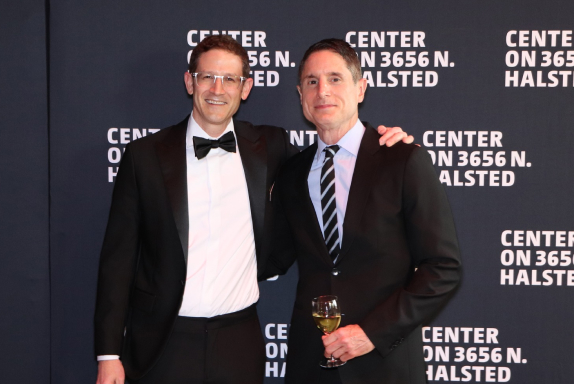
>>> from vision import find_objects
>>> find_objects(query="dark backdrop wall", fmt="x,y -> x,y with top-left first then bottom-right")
0,1 -> 50,383
2,0 -> 574,383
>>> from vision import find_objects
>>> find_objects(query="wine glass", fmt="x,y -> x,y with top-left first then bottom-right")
312,295 -> 346,368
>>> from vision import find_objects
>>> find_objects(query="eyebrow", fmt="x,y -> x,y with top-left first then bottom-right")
303,71 -> 345,80
197,71 -> 242,77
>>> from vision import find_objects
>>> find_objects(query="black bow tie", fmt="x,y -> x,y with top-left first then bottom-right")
193,131 -> 237,159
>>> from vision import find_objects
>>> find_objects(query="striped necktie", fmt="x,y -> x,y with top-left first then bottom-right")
320,145 -> 341,263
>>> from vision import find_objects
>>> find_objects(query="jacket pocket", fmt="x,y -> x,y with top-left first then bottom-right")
130,288 -> 156,313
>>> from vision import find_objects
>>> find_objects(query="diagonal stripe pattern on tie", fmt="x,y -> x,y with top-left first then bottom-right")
320,145 -> 340,263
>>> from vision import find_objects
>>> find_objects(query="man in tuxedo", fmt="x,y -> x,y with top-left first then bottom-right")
94,35 -> 412,384
267,39 -> 462,384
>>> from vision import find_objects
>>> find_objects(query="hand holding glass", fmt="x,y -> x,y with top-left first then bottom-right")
312,295 -> 346,368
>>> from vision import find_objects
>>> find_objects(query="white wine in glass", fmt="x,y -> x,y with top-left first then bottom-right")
312,295 -> 346,368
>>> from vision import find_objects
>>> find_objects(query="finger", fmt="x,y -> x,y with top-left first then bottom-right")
379,127 -> 404,145
324,340 -> 340,356
331,346 -> 347,359
324,334 -> 348,356
388,132 -> 408,146
383,132 -> 408,147
379,132 -> 393,145
383,126 -> 405,135
377,126 -> 393,145
322,333 -> 337,347
325,343 -> 345,358
403,134 -> 415,144
376,125 -> 388,135
339,352 -> 354,362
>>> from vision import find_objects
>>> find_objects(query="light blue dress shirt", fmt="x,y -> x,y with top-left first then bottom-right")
307,119 -> 366,251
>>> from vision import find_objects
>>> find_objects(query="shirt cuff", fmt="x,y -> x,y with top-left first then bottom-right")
97,355 -> 120,361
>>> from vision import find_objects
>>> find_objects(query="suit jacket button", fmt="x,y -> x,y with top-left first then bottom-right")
331,269 -> 340,276
180,280 -> 185,286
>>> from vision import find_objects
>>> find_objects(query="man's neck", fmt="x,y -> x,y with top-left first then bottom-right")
201,125 -> 227,138
192,113 -> 230,138
316,118 -> 357,145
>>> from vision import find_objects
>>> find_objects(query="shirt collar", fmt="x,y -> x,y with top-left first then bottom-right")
186,111 -> 235,148
315,119 -> 365,161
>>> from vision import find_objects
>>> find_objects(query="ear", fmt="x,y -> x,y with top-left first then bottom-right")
297,85 -> 302,104
241,78 -> 254,100
184,71 -> 194,95
357,77 -> 367,103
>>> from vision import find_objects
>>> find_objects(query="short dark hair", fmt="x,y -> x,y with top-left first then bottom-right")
188,35 -> 250,78
298,38 -> 362,83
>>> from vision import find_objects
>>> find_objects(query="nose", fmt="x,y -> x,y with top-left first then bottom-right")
210,76 -> 225,94
317,79 -> 330,97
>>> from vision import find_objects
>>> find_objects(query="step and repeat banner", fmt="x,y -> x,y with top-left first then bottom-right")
45,0 -> 574,382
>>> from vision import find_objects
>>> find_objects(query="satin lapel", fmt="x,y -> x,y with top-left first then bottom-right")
234,120 -> 267,256
338,124 -> 382,263
156,117 -> 189,264
294,144 -> 334,266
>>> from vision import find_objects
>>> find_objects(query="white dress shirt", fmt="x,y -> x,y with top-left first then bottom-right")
179,113 -> 259,317
307,119 -> 365,247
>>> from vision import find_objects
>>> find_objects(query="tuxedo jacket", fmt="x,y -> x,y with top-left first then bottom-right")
266,124 -> 462,384
94,116 -> 298,380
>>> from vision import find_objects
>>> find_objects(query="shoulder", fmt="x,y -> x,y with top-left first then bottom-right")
278,144 -> 316,176
292,143 -> 317,163
234,119 -> 298,159
388,143 -> 432,164
361,121 -> 419,162
383,143 -> 441,189
381,141 -> 421,157
234,119 -> 288,140
125,116 -> 188,151
356,125 -> 435,181
377,143 -> 435,181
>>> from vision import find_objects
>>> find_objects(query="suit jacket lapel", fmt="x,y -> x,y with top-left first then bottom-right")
338,123 -> 382,263
234,120 -> 268,258
156,116 -> 189,264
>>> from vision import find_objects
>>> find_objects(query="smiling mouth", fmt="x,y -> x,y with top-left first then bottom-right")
206,99 -> 226,105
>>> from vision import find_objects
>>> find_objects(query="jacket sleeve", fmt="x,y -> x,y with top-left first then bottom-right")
257,127 -> 299,280
260,170 -> 298,279
359,146 -> 462,357
94,144 -> 141,357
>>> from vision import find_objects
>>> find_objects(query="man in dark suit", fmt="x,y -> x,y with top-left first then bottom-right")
94,35 -> 412,384
94,35 -> 299,384
266,39 -> 462,384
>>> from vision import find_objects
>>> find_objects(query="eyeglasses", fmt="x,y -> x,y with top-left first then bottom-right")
191,72 -> 247,90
